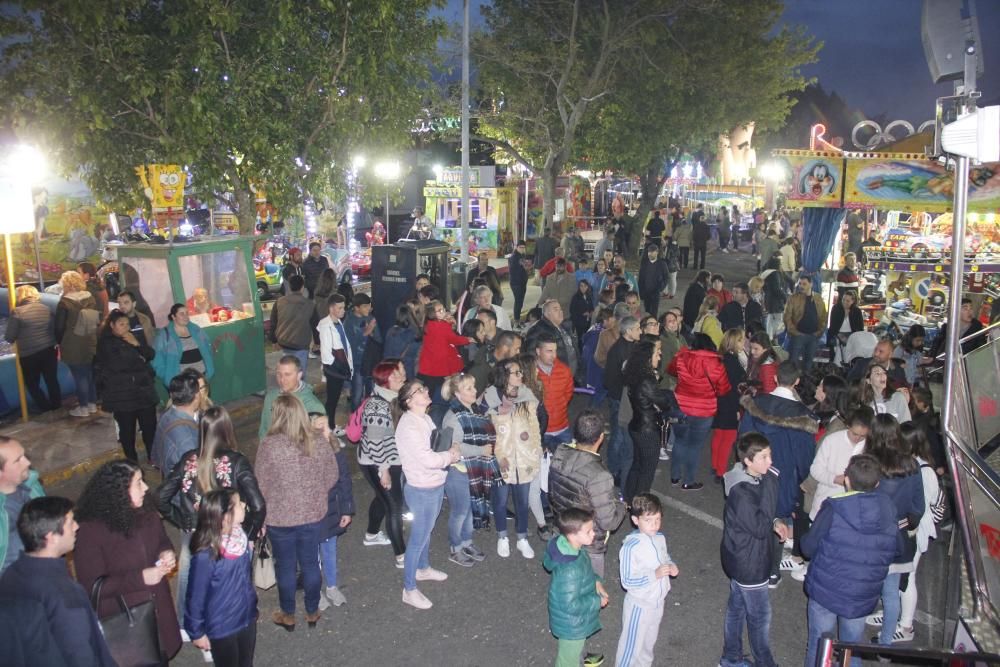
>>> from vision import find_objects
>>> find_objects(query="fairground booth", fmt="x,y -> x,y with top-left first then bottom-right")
421,166 -> 517,258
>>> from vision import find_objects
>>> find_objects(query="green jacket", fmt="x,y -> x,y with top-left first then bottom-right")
0,470 -> 45,570
658,331 -> 684,390
543,535 -> 602,640
258,382 -> 326,438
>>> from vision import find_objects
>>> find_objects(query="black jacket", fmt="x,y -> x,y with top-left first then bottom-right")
828,303 -> 865,338
534,236 -> 557,268
157,448 -> 267,541
762,269 -> 787,315
0,595 -> 65,667
548,445 -> 626,554
320,450 -> 356,539
603,337 -> 635,401
627,375 -> 681,433
719,300 -> 764,333
713,353 -> 747,430
302,254 -> 330,297
682,281 -> 707,329
637,257 -> 668,298
94,332 -> 158,413
508,250 -> 529,288
721,465 -> 780,586
692,219 -> 711,247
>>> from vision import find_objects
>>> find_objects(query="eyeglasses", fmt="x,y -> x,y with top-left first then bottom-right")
407,386 -> 429,400
510,370 -> 524,376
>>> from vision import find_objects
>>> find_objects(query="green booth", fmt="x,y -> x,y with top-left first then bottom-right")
116,236 -> 266,403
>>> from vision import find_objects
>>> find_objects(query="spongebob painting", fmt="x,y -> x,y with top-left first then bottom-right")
135,164 -> 187,210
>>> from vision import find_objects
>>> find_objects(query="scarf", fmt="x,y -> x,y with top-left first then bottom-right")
221,524 -> 249,559
449,399 -> 503,529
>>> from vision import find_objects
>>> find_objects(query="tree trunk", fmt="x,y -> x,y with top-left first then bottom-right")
233,187 -> 255,237
540,163 -> 559,238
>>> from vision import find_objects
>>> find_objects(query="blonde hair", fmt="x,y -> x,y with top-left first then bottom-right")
266,394 -> 316,457
59,270 -> 87,294
440,373 -> 475,402
698,294 -> 720,320
15,285 -> 39,304
720,328 -> 746,355
424,299 -> 444,322
747,276 -> 763,293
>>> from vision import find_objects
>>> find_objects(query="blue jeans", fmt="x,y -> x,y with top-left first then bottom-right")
444,467 -> 473,550
805,597 -> 867,667
350,372 -> 371,411
175,531 -> 192,626
788,333 -> 820,373
268,521 -> 323,614
281,348 -> 309,375
403,484 -> 445,591
319,534 -> 339,588
721,580 -> 777,667
607,398 -> 634,486
878,573 -> 902,646
68,362 -> 97,405
492,481 -> 530,538
543,428 -> 573,452
671,415 -> 713,485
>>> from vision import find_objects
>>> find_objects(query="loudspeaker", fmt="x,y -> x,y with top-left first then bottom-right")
921,0 -> 983,84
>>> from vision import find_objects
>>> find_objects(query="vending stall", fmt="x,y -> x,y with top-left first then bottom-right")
422,167 -> 517,258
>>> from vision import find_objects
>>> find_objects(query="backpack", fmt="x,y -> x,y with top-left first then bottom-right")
73,308 -> 100,337
345,398 -> 368,442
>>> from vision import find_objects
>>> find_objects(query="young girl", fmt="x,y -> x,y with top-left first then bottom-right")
186,489 -> 257,667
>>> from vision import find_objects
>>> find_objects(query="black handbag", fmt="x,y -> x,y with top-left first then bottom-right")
90,575 -> 162,667
430,426 -> 454,453
323,347 -> 353,381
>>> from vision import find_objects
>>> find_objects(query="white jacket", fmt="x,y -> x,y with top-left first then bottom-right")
619,530 -> 673,608
317,315 -> 354,372
809,430 -> 864,520
915,456 -> 939,554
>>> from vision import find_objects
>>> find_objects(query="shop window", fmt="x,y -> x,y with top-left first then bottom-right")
178,249 -> 254,327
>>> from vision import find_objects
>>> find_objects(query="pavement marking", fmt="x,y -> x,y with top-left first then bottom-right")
655,492 -> 724,531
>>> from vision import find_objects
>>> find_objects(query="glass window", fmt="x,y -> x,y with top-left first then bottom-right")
120,256 -> 172,327
178,249 -> 254,327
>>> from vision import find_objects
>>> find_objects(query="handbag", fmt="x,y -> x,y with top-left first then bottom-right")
430,426 -> 454,453
323,348 -> 352,381
253,537 -> 277,590
90,576 -> 161,667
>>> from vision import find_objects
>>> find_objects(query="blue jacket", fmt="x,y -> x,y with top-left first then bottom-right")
151,406 -> 199,473
581,325 -> 605,392
343,311 -> 382,373
739,393 -> 818,518
383,326 -> 420,380
152,320 -> 215,386
320,450 -> 356,540
185,547 -> 257,641
802,491 -> 899,618
877,471 -> 926,565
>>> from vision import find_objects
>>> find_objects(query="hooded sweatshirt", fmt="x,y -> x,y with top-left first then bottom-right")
720,463 -> 780,586
619,529 -> 673,608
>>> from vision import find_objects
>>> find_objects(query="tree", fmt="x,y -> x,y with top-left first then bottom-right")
1,0 -> 444,235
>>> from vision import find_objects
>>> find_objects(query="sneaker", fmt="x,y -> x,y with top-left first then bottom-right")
768,574 -> 781,588
516,538 -> 535,559
415,567 -> 448,582
537,524 -> 555,541
308,350 -> 319,359
180,629 -> 191,643
333,426 -> 346,437
363,531 -> 392,546
462,544 -> 486,562
890,625 -> 915,643
790,564 -> 808,582
69,406 -> 90,417
497,537 -> 510,558
659,448 -> 670,461
448,549 -> 476,567
583,653 -> 605,666
318,590 -> 331,611
395,554 -> 405,569
402,588 -> 432,610
325,586 -> 347,607
671,478 -> 681,486
784,537 -> 794,552
681,482 -> 704,491
87,403 -> 98,413
779,557 -> 805,571
865,612 -> 884,627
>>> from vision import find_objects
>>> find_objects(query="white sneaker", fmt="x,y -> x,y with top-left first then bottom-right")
658,447 -> 670,461
415,567 -> 448,582
395,554 -> 405,569
69,406 -> 90,417
87,403 -> 98,413
790,563 -> 808,581
333,426 -> 346,437
325,586 -> 346,606
497,537 -> 510,558
866,612 -> 884,627
516,538 -> 535,559
317,590 -> 331,611
363,531 -> 391,546
779,557 -> 804,571
402,588 -> 432,610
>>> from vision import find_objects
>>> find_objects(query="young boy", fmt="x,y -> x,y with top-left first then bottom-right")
801,454 -> 899,667
719,432 -> 786,667
615,493 -> 679,667
544,508 -> 610,667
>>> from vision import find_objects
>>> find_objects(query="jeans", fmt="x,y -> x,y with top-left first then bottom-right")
671,415 -> 713,485
721,580 -> 777,667
281,348 -> 309,375
666,271 -> 677,297
403,484 -> 445,591
175,531 -> 192,626
805,597 -> 867,667
68,362 -> 97,405
625,428 -> 661,502
209,621 -> 257,667
360,464 -> 406,556
493,481 -> 530,538
444,467 -> 473,550
679,247 -> 690,268
788,333 -> 820,373
511,283 -> 527,322
268,521 -> 323,614
693,244 -> 707,269
113,405 -> 157,462
878,572 -> 902,646
20,346 -> 60,411
765,313 -> 784,339
319,534 -> 339,588
607,399 -> 634,486
350,371 -> 364,411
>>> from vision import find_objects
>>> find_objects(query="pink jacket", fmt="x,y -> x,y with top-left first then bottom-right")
396,411 -> 451,488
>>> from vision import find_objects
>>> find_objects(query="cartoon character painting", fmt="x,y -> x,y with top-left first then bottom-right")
135,164 -> 187,210
803,163 -> 836,196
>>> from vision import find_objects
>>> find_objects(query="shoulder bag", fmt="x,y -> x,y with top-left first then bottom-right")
254,536 -> 277,590
90,575 -> 161,667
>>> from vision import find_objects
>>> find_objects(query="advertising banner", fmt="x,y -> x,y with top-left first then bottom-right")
844,158 -> 1000,213
773,151 -> 845,207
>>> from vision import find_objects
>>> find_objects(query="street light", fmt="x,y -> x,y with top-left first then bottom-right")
374,160 -> 401,240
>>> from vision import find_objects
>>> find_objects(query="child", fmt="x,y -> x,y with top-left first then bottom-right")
544,508 -> 610,667
801,454 -> 899,667
615,493 -> 679,667
719,432 -> 785,667
319,444 -> 355,609
186,489 -> 258,667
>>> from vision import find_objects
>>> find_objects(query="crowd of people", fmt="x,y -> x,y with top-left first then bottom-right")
0,208 -> 963,667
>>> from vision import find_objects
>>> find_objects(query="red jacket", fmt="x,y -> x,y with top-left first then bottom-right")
667,348 -> 731,417
756,361 -> 778,395
706,288 -> 733,307
539,258 -> 575,278
538,358 -> 574,433
418,319 -> 469,377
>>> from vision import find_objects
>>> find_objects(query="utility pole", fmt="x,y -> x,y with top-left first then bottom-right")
460,0 -> 471,264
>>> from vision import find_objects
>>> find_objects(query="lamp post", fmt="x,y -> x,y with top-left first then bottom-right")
374,160 -> 401,239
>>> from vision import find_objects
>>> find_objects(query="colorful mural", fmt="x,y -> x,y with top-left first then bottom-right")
774,152 -> 844,207
844,159 -> 1000,213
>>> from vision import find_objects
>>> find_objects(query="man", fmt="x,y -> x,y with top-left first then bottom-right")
302,241 -> 330,298
318,294 -> 352,431
539,247 -> 575,281
540,257 -> 577,317
637,243 -> 668,318
604,316 -> 640,487
593,225 -> 614,264
835,252 -> 861,298
595,302 -> 630,368
719,282 -> 765,333
494,330 -> 522,362
77,262 -> 109,315
269,274 -> 315,371
467,252 -> 503,306
344,293 -> 383,410
523,300 -> 578,376
259,354 -> 327,438
281,247 -> 305,294
561,225 -> 585,262
613,254 -> 638,293
682,270 -> 711,329
508,241 -> 530,323
476,308 -> 498,344
783,273 -> 827,373
535,336 -> 575,454
152,370 -> 206,473
463,285 -> 512,331
845,210 -> 864,256
0,437 -> 44,575
533,225 -> 559,270
0,496 -> 116,666
548,409 -> 627,579
409,208 -> 432,239
738,361 -> 819,587
117,290 -> 154,347
691,211 -> 710,270
644,211 -> 666,250
929,297 -> 987,359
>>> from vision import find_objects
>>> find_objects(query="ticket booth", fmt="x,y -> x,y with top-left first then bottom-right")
116,237 -> 266,403
370,240 -> 452,335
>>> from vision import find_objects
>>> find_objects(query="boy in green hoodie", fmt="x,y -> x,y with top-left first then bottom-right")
544,507 -> 610,667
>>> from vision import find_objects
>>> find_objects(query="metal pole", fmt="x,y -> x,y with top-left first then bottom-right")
385,187 -> 390,241
4,233 -> 30,422
460,0 -> 470,264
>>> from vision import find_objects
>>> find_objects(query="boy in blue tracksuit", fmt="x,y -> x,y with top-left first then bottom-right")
801,454 -> 899,667
615,493 -> 678,667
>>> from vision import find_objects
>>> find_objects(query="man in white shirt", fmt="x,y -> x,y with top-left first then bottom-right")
317,293 -> 353,431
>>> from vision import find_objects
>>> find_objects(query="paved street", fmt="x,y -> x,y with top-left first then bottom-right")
46,243 -> 953,666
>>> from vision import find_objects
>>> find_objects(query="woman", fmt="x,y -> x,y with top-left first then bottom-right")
693,294 -> 723,348
357,359 -> 407,568
460,318 -> 491,396
185,489 -> 258,667
54,269 -> 100,416
95,309 -> 159,462
747,276 -> 765,310
657,310 -> 685,391
710,329 -> 748,481
396,379 -> 460,609
623,339 -> 681,501
667,333 -> 731,490
760,255 -> 787,338
858,362 -> 911,422
256,395 -> 340,630
808,406 -> 872,524
152,303 -> 215,390
893,324 -> 926,387
828,290 -> 865,364
440,373 -> 494,567
812,374 -> 851,439
570,279 -> 595,347
157,406 -> 266,627
864,414 -> 925,648
74,460 -> 182,662
747,331 -> 780,396
663,239 -> 679,299
516,353 -> 553,538
594,258 -> 612,295
483,359 -> 543,558
383,303 -> 422,380
4,285 -> 60,411
417,300 -> 472,415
